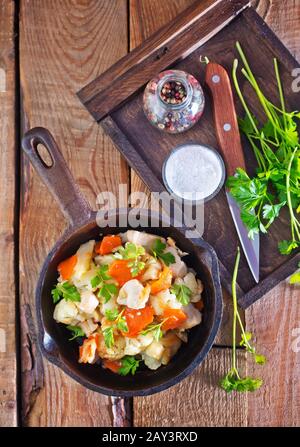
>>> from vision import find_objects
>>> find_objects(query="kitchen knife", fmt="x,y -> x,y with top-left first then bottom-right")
205,62 -> 259,283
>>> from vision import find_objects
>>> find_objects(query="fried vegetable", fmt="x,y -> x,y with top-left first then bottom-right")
150,266 -> 173,295
96,235 -> 122,255
58,255 -> 77,281
124,305 -> 154,338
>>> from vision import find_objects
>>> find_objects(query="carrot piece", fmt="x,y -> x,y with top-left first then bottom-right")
150,266 -> 172,295
162,308 -> 187,331
194,300 -> 204,311
96,235 -> 122,255
57,254 -> 77,280
124,305 -> 154,338
108,259 -> 144,286
103,359 -> 122,373
78,335 -> 98,364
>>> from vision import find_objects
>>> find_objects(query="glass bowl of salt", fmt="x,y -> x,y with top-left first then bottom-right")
162,143 -> 226,204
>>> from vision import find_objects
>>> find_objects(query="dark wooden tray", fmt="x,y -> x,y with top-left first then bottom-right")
77,0 -> 300,308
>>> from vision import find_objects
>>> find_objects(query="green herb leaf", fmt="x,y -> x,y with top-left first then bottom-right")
116,317 -> 128,333
220,371 -> 263,393
118,356 -> 140,376
66,325 -> 85,341
151,239 -> 176,266
141,322 -> 164,341
103,326 -> 114,349
171,283 -> 192,306
105,309 -> 119,321
290,262 -> 300,284
51,282 -> 81,303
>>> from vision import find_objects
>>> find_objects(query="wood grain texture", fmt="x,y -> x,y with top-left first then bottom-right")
78,0 -> 250,120
244,0 -> 300,427
19,0 -> 128,426
0,0 -> 17,427
246,282 -> 300,426
134,348 -> 247,427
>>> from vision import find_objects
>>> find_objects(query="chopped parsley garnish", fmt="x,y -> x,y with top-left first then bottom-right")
103,309 -> 128,348
51,281 -> 81,303
171,283 -> 192,306
91,265 -> 118,303
151,239 -> 176,266
118,356 -> 140,376
141,321 -> 165,341
114,242 -> 146,276
66,325 -> 85,341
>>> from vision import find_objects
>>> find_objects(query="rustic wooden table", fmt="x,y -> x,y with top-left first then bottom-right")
0,0 -> 299,427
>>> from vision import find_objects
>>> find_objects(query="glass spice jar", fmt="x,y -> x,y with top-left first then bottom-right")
143,69 -> 205,134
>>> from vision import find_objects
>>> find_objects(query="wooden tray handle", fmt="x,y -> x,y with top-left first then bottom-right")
22,127 -> 92,228
205,62 -> 246,177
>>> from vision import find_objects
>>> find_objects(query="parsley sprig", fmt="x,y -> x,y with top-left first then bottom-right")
220,248 -> 266,393
91,265 -> 118,303
114,242 -> 146,276
171,283 -> 192,306
102,309 -> 128,348
119,356 -> 140,376
66,325 -> 85,340
51,281 -> 81,303
228,42 -> 300,254
151,239 -> 176,266
141,320 -> 167,341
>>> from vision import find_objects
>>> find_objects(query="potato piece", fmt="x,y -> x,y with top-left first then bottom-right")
161,331 -> 182,365
96,332 -> 126,360
76,290 -> 99,315
140,257 -> 162,282
150,289 -> 182,316
126,230 -> 164,251
117,279 -> 150,309
99,295 -> 118,316
137,333 -> 154,349
180,304 -> 202,329
72,266 -> 99,291
144,340 -> 164,361
79,319 -> 98,337
124,337 -> 142,356
142,353 -> 162,370
53,299 -> 78,324
175,272 -> 203,303
72,240 -> 95,280
164,246 -> 187,278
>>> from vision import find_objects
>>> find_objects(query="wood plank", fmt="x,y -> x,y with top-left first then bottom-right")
246,282 -> 300,426
78,0 -> 250,121
19,0 -> 128,426
0,0 -> 17,427
134,348 -> 247,427
245,0 -> 300,427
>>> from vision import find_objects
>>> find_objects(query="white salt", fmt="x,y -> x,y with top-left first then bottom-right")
164,144 -> 224,201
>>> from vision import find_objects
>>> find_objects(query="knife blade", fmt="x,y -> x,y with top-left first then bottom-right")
205,61 -> 260,283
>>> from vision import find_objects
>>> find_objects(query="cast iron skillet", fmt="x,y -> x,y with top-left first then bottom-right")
22,127 -> 223,397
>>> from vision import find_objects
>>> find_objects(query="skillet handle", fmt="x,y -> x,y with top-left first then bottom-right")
22,127 -> 92,227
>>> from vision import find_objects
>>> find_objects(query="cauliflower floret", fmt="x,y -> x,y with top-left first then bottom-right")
140,257 -> 162,282
53,299 -> 78,324
79,319 -> 98,337
117,279 -> 150,309
161,332 -> 182,365
72,240 -> 95,280
180,304 -> 202,329
142,353 -> 162,370
136,332 -> 154,349
126,230 -> 164,251
76,290 -> 99,315
144,340 -> 164,361
164,246 -> 187,278
94,254 -> 115,266
124,337 -> 142,356
72,266 -> 99,291
150,289 -> 182,315
175,272 -> 203,303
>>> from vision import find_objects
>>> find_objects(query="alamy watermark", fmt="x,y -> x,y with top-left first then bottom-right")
94,184 -> 205,238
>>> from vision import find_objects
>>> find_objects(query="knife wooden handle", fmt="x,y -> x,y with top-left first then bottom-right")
205,62 -> 246,177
